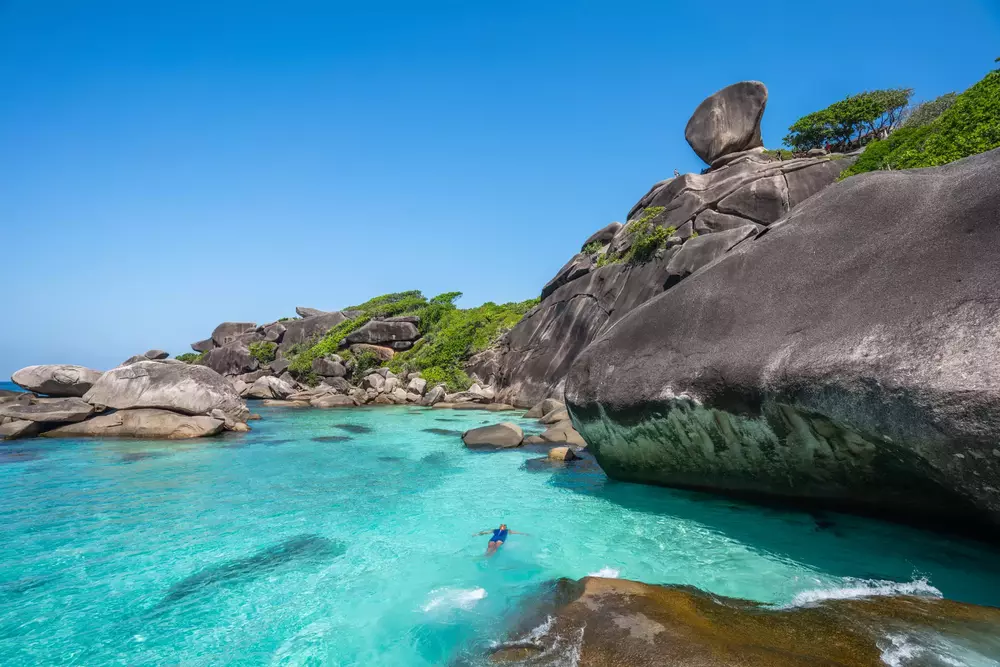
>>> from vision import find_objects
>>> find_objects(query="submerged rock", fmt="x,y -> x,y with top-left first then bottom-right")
489,576 -> 1000,666
84,360 -> 248,424
567,149 -> 1000,530
11,364 -> 103,398
43,409 -> 224,439
462,422 -> 523,449
547,446 -> 578,461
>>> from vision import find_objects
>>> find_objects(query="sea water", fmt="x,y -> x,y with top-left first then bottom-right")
2,399 -> 1000,665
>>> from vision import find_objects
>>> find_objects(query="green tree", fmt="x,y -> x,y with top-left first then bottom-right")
784,88 -> 913,151
903,92 -> 958,129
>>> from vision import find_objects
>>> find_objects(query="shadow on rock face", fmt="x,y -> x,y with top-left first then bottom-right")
334,423 -> 372,434
313,435 -> 352,443
151,534 -> 345,612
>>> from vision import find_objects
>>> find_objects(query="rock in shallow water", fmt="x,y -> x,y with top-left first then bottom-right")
462,422 -> 523,449
43,409 -> 224,439
489,577 -> 1000,666
0,396 -> 96,423
566,148 -> 1000,531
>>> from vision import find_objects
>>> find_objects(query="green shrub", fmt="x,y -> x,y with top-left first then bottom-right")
248,341 -> 277,365
581,240 -> 603,255
350,350 -> 382,382
904,92 -> 958,129
615,207 -> 670,265
287,316 -> 370,374
841,71 -> 1000,178
784,88 -> 913,152
175,352 -> 203,364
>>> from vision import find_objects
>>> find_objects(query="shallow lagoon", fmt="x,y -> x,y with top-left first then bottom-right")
2,402 -> 1000,665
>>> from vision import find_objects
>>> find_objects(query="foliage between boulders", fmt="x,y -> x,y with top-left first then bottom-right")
248,341 -> 277,366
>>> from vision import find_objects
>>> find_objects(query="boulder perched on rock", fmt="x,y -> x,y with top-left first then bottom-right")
143,349 -> 169,360
44,409 -> 224,439
581,221 -> 623,251
0,396 -> 96,423
421,385 -> 446,406
11,364 -> 103,398
567,148 -> 1000,530
191,338 -> 215,353
462,422 -> 523,449
259,322 -> 286,344
343,320 -> 419,346
200,343 -> 258,377
296,306 -> 328,318
211,322 -> 256,347
684,81 -> 767,165
312,357 -> 346,378
406,377 -> 427,396
245,376 -> 296,400
84,360 -> 248,423
525,398 -> 564,419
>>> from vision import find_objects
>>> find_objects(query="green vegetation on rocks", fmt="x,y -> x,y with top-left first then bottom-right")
283,290 -> 538,391
248,341 -> 277,366
783,88 -> 913,152
175,352 -> 203,364
841,70 -> 1000,178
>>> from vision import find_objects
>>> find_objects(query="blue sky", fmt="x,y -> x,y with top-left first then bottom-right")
2,1 -> 998,376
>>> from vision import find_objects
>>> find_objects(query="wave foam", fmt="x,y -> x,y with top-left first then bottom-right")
421,587 -> 486,612
588,566 -> 620,578
787,577 -> 941,608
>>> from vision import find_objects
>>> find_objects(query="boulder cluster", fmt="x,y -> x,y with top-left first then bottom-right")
2,354 -> 251,440
472,81 -> 855,407
460,397 -> 585,451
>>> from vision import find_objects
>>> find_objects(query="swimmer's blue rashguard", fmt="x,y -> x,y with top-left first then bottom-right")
490,528 -> 508,543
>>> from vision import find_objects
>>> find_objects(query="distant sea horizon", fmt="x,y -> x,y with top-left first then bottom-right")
0,381 -> 23,392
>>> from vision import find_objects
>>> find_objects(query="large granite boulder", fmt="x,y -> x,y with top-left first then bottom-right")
296,306 -> 328,318
278,311 -> 350,352
581,221 -> 623,251
200,343 -> 258,376
525,398 -> 564,419
0,419 -> 42,440
310,394 -> 358,408
421,385 -> 446,406
144,349 -> 169,360
343,320 -> 419,346
462,422 -> 523,449
349,344 -> 395,361
245,376 -> 296,400
84,360 -> 248,423
566,149 -> 1000,530
211,322 -> 256,347
0,396 -> 96,423
259,322 -> 286,344
191,338 -> 215,353
44,409 -> 224,439
684,81 -> 767,164
312,357 -> 346,378
11,364 -> 103,398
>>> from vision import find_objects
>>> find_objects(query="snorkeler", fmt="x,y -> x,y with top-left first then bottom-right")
474,523 -> 528,556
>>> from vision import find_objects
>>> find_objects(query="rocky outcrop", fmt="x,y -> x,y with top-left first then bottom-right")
245,376 -> 297,400
489,577 -> 1000,667
312,357 -> 346,378
462,422 -> 523,449
144,349 -> 169,360
84,360 -> 248,424
211,322 -> 256,347
525,398 -> 564,420
295,306 -> 327,318
278,311 -> 351,352
0,419 -> 42,440
566,149 -> 1000,530
43,409 -> 224,440
349,344 -> 395,361
684,81 -> 767,164
11,364 -> 103,398
0,396 -> 96,423
477,81 -> 854,408
421,385 -> 446,406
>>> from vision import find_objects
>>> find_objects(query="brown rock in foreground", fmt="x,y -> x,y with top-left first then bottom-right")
489,577 -> 1000,666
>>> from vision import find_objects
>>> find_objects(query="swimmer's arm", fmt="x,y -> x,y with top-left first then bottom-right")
473,530 -> 492,536
509,530 -> 530,535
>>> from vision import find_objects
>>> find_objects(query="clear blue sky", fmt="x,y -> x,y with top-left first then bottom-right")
2,1 -> 998,376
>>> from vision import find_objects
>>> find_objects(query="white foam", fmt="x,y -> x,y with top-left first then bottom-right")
588,566 -> 620,578
786,577 -> 941,608
879,633 -> 926,667
421,587 -> 487,612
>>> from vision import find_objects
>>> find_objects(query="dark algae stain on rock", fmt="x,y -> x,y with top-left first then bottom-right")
334,423 -> 372,434
152,534 -> 345,612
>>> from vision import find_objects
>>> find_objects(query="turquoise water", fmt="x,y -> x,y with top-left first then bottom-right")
3,402 -> 1000,665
